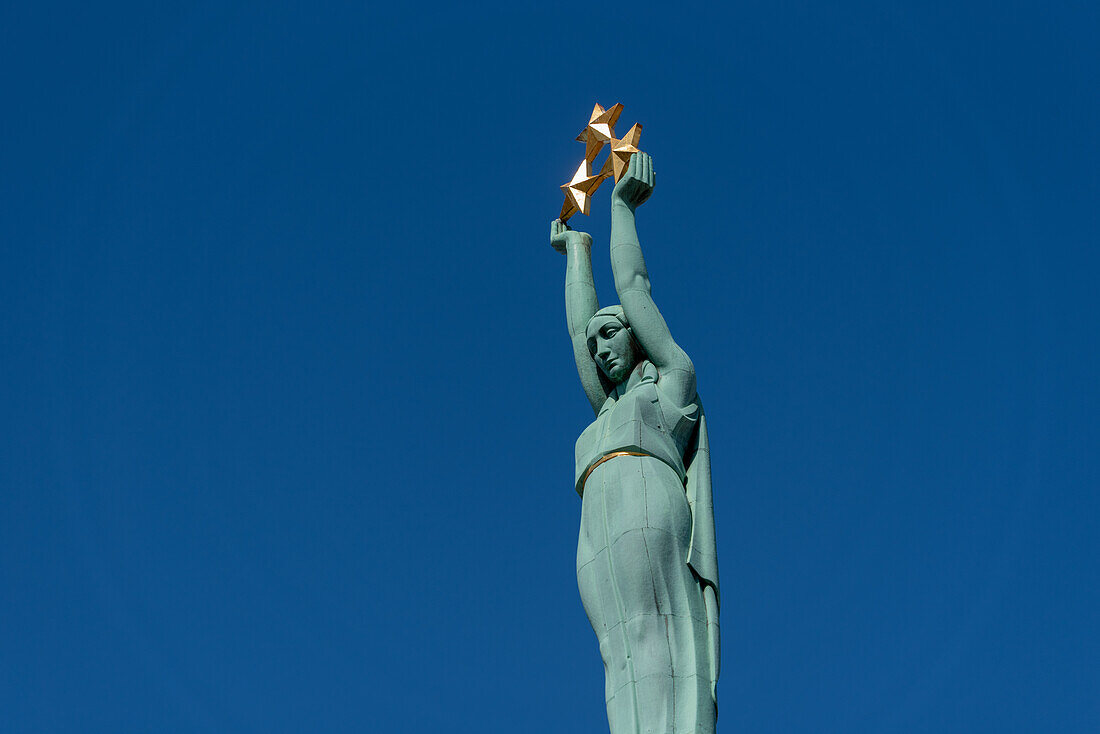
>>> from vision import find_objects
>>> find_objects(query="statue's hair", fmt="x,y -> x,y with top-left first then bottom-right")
589,304 -> 629,328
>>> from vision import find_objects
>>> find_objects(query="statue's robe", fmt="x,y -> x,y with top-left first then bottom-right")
575,361 -> 719,734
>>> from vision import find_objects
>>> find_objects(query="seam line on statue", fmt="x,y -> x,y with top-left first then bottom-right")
576,552 -> 606,575
667,611 -> 676,727
611,525 -> 677,550
612,670 -> 705,689
610,671 -> 679,696
605,610 -> 709,629
611,670 -> 705,696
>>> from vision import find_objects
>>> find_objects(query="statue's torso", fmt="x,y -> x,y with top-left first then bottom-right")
574,361 -> 698,495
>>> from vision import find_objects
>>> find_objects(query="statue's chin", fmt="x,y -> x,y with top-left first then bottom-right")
605,363 -> 632,384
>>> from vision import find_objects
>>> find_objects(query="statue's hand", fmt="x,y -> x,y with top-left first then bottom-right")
550,219 -> 592,254
612,152 -> 655,210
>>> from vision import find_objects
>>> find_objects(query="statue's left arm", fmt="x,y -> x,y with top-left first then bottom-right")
609,153 -> 696,407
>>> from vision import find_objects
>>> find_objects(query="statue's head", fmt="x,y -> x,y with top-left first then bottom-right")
586,305 -> 643,383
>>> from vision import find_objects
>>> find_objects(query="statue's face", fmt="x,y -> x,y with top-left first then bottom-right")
586,315 -> 640,383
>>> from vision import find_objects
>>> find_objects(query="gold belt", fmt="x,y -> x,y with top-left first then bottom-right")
579,450 -> 651,493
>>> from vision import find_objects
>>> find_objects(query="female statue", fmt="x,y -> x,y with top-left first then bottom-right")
550,152 -> 720,734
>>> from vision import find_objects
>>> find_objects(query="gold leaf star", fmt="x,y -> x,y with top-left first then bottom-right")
599,122 -> 644,182
560,159 -> 610,221
575,102 -> 624,162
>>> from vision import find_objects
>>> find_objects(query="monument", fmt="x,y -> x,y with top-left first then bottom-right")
550,104 -> 721,734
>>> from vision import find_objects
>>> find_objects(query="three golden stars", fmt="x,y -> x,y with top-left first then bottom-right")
559,102 -> 645,222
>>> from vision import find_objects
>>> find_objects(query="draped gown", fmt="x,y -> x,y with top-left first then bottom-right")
574,361 -> 718,734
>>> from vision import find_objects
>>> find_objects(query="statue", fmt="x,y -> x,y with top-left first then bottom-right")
551,151 -> 720,734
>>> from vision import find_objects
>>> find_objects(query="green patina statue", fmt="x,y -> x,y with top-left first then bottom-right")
551,152 -> 720,734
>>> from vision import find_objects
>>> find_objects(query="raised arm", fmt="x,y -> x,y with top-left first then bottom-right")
609,153 -> 696,406
551,220 -> 611,414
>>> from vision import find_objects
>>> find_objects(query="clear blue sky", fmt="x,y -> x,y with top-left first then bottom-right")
2,2 -> 1098,732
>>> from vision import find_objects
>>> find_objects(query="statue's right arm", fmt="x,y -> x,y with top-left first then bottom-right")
552,220 -> 609,414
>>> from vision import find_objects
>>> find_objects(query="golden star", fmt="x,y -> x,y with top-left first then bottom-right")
560,159 -> 610,221
575,102 -> 624,162
599,122 -> 644,182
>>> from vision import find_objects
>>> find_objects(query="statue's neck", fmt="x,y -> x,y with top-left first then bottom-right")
614,360 -> 649,398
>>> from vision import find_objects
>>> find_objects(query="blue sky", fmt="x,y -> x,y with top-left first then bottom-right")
2,2 -> 1098,732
